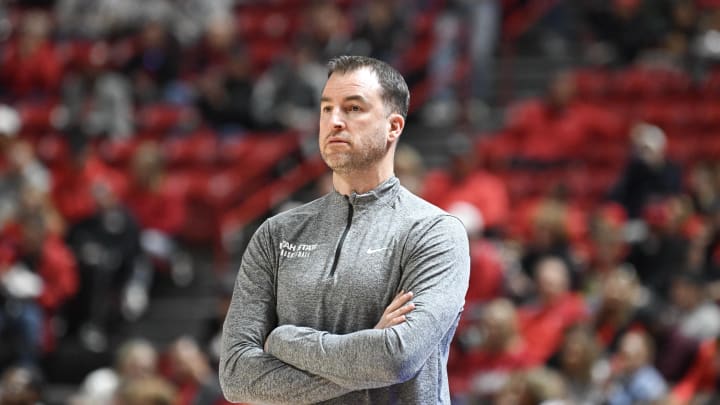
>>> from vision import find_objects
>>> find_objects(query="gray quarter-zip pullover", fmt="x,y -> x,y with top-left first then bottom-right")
220,176 -> 470,404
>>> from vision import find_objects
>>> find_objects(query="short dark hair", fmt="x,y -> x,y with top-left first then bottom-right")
327,55 -> 410,119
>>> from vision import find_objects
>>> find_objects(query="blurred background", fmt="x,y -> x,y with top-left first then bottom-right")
1,0 -> 720,404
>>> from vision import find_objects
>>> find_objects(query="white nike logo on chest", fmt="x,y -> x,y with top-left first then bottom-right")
366,247 -> 388,254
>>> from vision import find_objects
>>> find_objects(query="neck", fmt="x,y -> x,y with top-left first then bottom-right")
332,159 -> 394,195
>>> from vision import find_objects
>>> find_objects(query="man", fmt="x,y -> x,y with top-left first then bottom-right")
219,55 -> 470,404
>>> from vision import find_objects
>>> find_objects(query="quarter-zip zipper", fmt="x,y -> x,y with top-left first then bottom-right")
329,197 -> 353,277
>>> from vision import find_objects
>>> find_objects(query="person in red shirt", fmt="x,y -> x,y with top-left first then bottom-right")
670,337 -> 720,405
51,140 -> 128,225
444,200 -> 505,308
518,256 -> 589,365
0,10 -> 62,99
125,141 -> 192,286
421,135 -> 510,232
449,298 -> 532,403
0,206 -> 78,366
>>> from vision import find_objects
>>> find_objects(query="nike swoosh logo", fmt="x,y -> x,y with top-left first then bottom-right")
367,247 -> 388,254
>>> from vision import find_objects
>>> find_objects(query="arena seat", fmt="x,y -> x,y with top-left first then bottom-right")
219,156 -> 328,251
573,68 -> 612,101
136,103 -> 197,136
163,131 -> 218,168
16,101 -> 58,134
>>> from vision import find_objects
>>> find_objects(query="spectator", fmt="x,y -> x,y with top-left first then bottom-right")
0,205 -> 78,367
297,1 -> 350,62
670,336 -> 720,405
626,198 -> 690,299
64,180 -> 144,352
196,49 -> 256,133
0,139 -> 51,231
449,298 -> 532,403
494,367 -> 569,405
636,0 -> 698,71
688,162 -> 720,216
583,0 -> 667,65
114,375 -> 177,405
186,15 -> 240,76
590,267 -> 647,352
51,139 -> 128,225
351,0 -> 409,63
126,141 -> 192,287
585,203 -> 629,294
609,122 -> 682,219
668,272 -> 720,341
393,143 -> 425,196
70,338 -> 158,405
251,45 -> 324,132
123,19 -> 182,105
164,336 -> 229,405
556,325 -> 608,405
0,10 -> 62,99
518,256 -> 589,365
60,41 -> 135,140
605,330 -> 668,405
0,365 -> 44,405
421,134 -> 510,233
514,190 -> 587,291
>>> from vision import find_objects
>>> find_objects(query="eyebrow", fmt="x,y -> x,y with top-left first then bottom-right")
320,95 -> 368,104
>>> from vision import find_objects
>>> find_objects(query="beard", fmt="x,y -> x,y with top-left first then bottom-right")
320,132 -> 388,175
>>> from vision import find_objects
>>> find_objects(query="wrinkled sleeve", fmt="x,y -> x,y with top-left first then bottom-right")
219,220 -> 351,404
265,215 -> 470,390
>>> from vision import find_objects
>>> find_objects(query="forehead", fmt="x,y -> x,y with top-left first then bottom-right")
321,67 -> 382,101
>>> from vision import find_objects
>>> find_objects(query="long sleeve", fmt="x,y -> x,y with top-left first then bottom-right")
219,220 -> 352,404
671,340 -> 716,404
37,236 -> 78,311
265,215 -> 470,390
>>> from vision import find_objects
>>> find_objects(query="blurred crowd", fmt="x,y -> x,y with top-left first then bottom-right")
1,0 -> 720,404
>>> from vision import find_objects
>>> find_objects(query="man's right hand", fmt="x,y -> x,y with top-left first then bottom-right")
374,291 -> 415,329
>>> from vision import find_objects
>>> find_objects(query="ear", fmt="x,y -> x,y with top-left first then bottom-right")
387,113 -> 405,143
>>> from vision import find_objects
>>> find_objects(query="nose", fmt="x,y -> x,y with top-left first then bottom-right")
330,109 -> 346,130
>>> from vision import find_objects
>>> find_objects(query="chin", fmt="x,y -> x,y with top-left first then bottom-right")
322,153 -> 348,169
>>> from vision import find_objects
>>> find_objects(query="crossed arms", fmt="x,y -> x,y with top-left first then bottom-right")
219,217 -> 469,404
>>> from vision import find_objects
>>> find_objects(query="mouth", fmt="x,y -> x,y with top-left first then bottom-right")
326,137 -> 350,146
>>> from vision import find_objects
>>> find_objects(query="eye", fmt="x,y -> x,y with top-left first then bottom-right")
321,105 -> 332,113
347,105 -> 361,112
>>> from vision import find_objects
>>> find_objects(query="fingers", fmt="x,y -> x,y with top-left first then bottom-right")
387,300 -> 415,320
374,291 -> 415,329
385,291 -> 413,313
384,314 -> 408,328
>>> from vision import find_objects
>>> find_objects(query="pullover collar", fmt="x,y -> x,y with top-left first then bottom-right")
333,176 -> 400,208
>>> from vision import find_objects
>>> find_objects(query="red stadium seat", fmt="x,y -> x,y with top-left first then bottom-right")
136,103 -> 197,135
573,68 -> 612,101
163,131 -> 218,168
16,101 -> 58,134
96,138 -> 141,168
